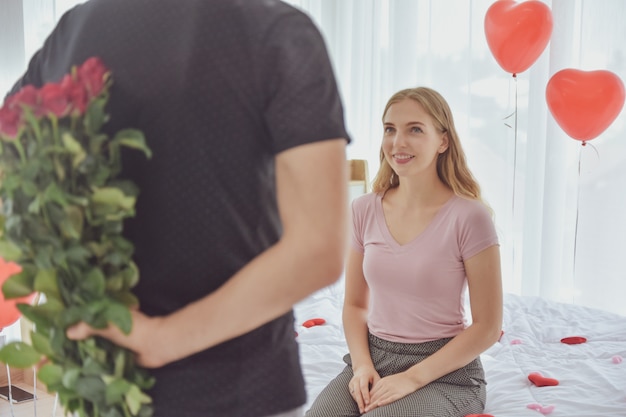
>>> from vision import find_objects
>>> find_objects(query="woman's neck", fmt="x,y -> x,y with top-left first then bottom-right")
387,176 -> 453,209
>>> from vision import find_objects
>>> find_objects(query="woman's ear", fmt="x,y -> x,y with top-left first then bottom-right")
439,132 -> 449,153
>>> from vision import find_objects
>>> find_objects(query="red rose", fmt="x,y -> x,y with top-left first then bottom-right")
7,84 -> 41,115
60,74 -> 88,115
77,57 -> 109,98
40,82 -> 71,118
0,104 -> 23,139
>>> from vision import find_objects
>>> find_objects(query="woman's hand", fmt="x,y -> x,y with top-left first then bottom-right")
348,365 -> 380,413
364,371 -> 420,412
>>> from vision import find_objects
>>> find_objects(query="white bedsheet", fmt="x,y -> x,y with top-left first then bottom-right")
294,280 -> 626,416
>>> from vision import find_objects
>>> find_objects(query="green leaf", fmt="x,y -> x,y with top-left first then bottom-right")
91,187 -> 136,211
33,268 -> 61,300
59,306 -> 86,328
33,245 -> 54,269
1,175 -> 20,193
65,245 -> 91,266
104,301 -> 133,334
0,341 -> 41,368
30,331 -> 55,357
113,350 -> 126,378
21,180 -> 38,197
49,327 -> 67,354
91,164 -> 112,187
102,408 -> 125,417
62,132 -> 87,168
109,291 -> 139,309
125,384 -> 152,415
105,378 -> 131,406
37,363 -> 64,387
17,301 -> 58,332
82,356 -> 107,376
103,250 -> 126,268
123,263 -> 140,288
85,96 -> 109,135
102,220 -> 124,235
83,300 -> 109,328
62,367 -> 82,390
81,268 -> 106,297
74,375 -> 107,404
0,240 -> 23,261
43,182 -> 69,207
1,265 -> 36,298
77,337 -> 108,364
27,195 -> 42,213
59,205 -> 84,239
22,107 -> 42,141
66,194 -> 89,206
107,181 -> 139,198
105,274 -> 124,292
86,241 -> 110,258
53,157 -> 66,181
88,133 -> 109,155
112,129 -> 152,159
129,370 -> 155,390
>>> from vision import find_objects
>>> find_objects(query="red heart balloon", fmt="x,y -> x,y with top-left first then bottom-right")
484,0 -> 553,75
546,69 -> 625,141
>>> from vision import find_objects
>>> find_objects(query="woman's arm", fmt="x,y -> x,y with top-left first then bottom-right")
366,244 -> 503,411
342,247 -> 380,412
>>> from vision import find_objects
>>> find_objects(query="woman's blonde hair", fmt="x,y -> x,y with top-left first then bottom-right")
371,87 -> 485,205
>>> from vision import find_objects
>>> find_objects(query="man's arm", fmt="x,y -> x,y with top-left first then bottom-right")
68,138 -> 349,367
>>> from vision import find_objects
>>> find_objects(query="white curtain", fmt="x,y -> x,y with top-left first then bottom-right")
0,0 -> 625,344
285,0 -> 626,317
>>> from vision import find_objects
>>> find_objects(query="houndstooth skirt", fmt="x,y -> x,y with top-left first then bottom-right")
305,333 -> 486,417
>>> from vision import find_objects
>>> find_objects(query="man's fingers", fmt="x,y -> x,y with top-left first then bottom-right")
66,321 -> 117,340
66,321 -> 92,340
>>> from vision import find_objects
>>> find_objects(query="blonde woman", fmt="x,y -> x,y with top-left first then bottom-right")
306,87 -> 502,417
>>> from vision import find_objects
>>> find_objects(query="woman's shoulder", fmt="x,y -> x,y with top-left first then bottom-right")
352,191 -> 379,205
449,195 -> 493,220
351,192 -> 380,215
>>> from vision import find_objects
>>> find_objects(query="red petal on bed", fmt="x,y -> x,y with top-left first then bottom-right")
528,372 -> 559,387
302,318 -> 326,328
560,336 -> 587,344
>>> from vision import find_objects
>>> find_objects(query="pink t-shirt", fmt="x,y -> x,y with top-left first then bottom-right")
351,192 -> 499,343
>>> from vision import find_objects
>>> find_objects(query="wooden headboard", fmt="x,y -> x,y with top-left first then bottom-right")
348,159 -> 369,198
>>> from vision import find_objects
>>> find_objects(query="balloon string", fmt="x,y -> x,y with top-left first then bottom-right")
512,73 -> 518,225
573,145 -> 583,301
503,73 -> 519,282
572,142 -> 599,302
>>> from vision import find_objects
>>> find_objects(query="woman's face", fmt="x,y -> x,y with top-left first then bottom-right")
382,98 -> 448,179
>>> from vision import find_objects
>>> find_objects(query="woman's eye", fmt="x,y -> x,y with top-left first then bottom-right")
384,127 -> 394,133
410,126 -> 423,133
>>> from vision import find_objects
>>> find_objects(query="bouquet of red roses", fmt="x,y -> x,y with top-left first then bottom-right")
0,57 -> 154,417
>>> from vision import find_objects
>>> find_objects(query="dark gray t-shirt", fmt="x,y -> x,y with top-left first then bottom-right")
9,0 -> 349,415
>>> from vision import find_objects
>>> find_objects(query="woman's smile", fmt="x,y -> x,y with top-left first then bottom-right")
392,153 -> 415,164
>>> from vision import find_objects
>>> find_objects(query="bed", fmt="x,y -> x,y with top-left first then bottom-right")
294,277 -> 626,416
